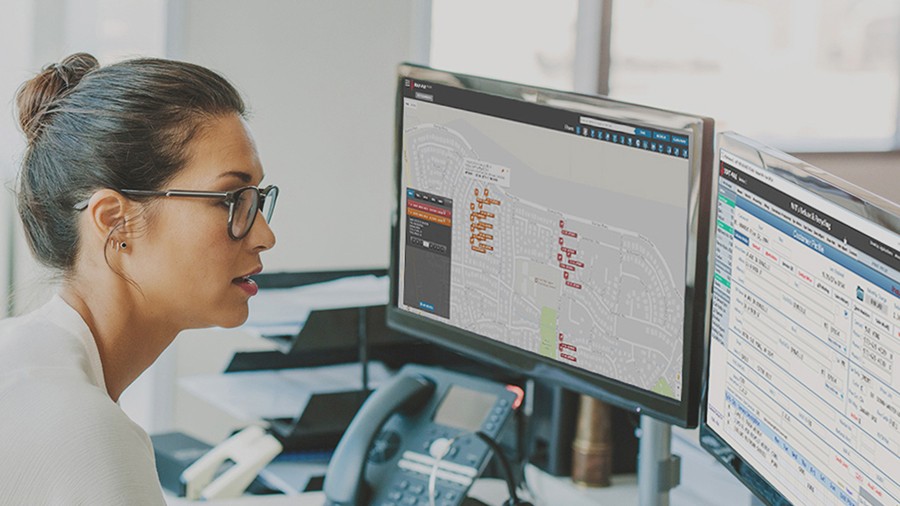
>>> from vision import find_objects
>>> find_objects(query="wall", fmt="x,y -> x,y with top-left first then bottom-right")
167,0 -> 421,442
173,0 -> 423,273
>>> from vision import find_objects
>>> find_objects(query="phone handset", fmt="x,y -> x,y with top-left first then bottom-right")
323,372 -> 436,506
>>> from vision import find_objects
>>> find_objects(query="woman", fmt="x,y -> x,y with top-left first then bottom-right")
0,53 -> 277,503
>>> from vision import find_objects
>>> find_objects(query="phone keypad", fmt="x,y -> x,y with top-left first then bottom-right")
365,366 -> 521,506
376,476 -> 461,506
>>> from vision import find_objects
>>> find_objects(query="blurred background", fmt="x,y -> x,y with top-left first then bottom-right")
0,0 -> 897,502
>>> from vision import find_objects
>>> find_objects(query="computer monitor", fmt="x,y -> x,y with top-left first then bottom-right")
386,64 -> 715,427
700,132 -> 900,505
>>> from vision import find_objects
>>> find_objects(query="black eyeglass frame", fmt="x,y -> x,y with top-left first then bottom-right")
74,185 -> 279,240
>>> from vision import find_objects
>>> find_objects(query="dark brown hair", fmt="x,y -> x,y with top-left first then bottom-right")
16,52 -> 246,271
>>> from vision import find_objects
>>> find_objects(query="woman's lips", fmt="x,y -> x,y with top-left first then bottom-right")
233,276 -> 259,296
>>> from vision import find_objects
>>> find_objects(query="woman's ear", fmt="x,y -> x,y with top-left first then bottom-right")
84,189 -> 131,242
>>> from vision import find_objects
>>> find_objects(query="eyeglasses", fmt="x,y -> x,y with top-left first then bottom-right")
74,185 -> 279,240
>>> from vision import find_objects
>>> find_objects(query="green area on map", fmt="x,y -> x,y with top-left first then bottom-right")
539,306 -> 558,359
652,377 -> 675,398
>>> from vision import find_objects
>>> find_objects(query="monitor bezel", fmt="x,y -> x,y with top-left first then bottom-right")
699,131 -> 900,505
387,63 -> 715,427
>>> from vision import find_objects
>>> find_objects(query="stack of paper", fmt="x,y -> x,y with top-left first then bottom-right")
179,361 -> 393,421
242,275 -> 390,338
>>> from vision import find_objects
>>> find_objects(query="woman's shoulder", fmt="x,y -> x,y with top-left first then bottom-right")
0,298 -> 133,452
0,365 -> 137,442
0,372 -> 164,504
0,297 -> 95,379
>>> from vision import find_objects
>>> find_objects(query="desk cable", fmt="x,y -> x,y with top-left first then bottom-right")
475,431 -> 533,506
427,435 -> 459,506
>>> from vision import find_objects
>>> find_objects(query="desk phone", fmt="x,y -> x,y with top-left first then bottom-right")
323,364 -> 522,506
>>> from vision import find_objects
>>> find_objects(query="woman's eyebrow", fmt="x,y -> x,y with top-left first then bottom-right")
216,170 -> 253,184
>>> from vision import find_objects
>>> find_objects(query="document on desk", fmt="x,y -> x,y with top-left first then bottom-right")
179,361 -> 393,420
242,275 -> 389,338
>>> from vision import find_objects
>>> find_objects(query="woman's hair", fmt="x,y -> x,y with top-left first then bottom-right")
15,52 -> 246,271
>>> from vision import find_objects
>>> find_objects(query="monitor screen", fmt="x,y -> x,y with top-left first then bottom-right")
701,132 -> 900,505
387,64 -> 714,427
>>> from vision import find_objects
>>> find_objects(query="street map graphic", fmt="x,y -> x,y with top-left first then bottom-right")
399,98 -> 689,399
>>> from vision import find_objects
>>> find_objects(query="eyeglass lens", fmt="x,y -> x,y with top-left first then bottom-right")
231,186 -> 278,238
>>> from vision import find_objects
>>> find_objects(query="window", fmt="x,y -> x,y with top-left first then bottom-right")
609,0 -> 900,152
429,0 -> 900,152
63,0 -> 167,62
430,0 -> 580,91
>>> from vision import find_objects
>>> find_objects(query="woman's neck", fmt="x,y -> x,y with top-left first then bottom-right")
59,281 -> 179,402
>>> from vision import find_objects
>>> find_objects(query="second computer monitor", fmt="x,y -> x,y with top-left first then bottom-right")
701,132 -> 900,505
388,64 -> 715,427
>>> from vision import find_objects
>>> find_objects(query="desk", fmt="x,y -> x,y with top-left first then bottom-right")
524,468 -> 637,505
166,492 -> 325,505
164,466 -> 639,506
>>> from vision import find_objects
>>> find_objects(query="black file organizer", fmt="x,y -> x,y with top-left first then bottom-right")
224,269 -> 456,452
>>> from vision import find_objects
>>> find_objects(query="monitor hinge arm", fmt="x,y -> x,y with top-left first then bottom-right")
657,454 -> 681,493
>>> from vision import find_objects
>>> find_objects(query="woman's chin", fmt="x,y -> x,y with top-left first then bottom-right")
215,307 -> 250,329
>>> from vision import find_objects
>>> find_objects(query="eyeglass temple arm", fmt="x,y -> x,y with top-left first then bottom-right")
74,187 -> 272,210
124,189 -> 231,198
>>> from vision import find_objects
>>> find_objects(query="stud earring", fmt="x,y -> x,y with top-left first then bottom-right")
114,241 -> 127,252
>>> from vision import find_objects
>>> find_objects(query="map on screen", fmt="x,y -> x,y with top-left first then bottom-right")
397,88 -> 693,399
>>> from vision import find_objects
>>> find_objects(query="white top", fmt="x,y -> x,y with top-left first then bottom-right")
0,295 -> 165,505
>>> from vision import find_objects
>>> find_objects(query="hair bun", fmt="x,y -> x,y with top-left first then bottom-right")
16,52 -> 100,143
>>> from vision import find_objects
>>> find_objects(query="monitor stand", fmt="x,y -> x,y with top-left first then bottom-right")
637,416 -> 681,506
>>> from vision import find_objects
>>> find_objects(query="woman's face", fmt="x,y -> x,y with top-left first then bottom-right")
127,114 -> 276,329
